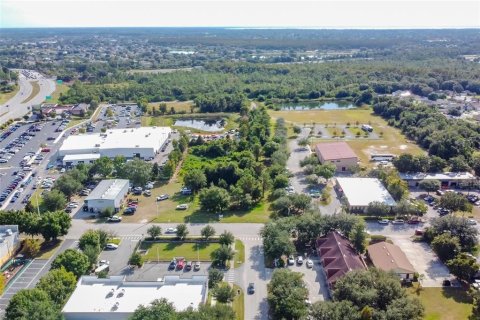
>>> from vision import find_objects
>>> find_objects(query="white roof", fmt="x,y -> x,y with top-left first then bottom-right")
336,177 -> 397,207
59,127 -> 171,153
86,179 -> 129,201
399,172 -> 475,181
62,276 -> 207,315
63,153 -> 101,161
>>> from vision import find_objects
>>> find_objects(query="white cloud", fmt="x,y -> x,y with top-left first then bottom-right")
1,0 -> 479,28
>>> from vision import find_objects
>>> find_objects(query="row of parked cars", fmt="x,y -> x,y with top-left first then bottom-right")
168,257 -> 201,271
54,119 -> 70,133
0,172 -> 28,204
0,130 -> 36,164
0,123 -> 22,142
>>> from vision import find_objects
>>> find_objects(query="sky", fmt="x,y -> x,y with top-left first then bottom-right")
0,0 -> 479,29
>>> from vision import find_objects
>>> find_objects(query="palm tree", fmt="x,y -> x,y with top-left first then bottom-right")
212,245 -> 235,267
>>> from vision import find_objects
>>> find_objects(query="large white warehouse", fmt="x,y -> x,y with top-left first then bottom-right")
59,127 -> 171,160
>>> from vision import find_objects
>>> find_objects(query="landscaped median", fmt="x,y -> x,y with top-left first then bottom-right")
140,241 -> 221,262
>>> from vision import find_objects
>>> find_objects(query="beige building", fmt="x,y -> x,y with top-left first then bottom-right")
367,242 -> 415,281
315,142 -> 358,172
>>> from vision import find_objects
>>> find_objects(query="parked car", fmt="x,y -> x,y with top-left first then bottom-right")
306,259 -> 313,268
168,260 -> 176,270
194,261 -> 201,271
185,261 -> 193,271
156,194 -> 169,201
124,207 -> 136,215
180,187 -> 192,195
296,256 -> 304,265
176,258 -> 185,270
143,190 -> 152,196
165,227 -> 177,234
145,182 -> 154,189
107,216 -> 122,223
176,204 -> 188,210
467,219 -> 477,225
407,219 -> 421,224
288,255 -> 295,265
105,243 -> 118,250
378,219 -> 389,224
247,283 -> 255,294
392,219 -> 405,225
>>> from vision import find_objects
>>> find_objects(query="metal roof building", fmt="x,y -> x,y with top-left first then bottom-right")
84,179 -> 129,213
336,177 -> 396,212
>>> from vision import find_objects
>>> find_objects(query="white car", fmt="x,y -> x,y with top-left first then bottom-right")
145,182 -> 154,189
287,255 -> 295,265
306,259 -> 313,268
67,203 -> 78,208
98,260 -> 110,266
165,228 -> 178,234
296,256 -> 304,265
176,204 -> 188,210
378,219 -> 390,224
467,219 -> 477,225
105,243 -> 118,250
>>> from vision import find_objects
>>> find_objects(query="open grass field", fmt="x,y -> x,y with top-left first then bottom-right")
139,241 -> 221,262
270,109 -> 424,165
119,180 -> 271,224
141,116 -> 174,127
234,239 -> 245,268
407,287 -> 472,320
148,100 -> 195,114
0,85 -> 19,105
48,83 -> 69,103
21,81 -> 40,104
232,284 -> 244,320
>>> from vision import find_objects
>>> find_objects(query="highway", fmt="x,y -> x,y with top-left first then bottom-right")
0,70 -> 56,125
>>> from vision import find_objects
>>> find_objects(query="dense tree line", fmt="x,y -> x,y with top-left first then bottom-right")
374,98 -> 480,161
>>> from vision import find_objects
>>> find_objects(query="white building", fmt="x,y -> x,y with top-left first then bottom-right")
399,172 -> 476,188
0,225 -> 20,266
63,153 -> 101,167
62,275 -> 208,320
59,127 -> 171,160
84,179 -> 129,213
336,177 -> 397,213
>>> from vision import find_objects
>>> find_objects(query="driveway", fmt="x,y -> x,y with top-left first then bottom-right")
391,235 -> 452,287
98,238 -> 139,275
287,127 -> 311,194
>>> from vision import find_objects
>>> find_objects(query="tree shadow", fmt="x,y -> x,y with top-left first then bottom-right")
441,287 -> 473,304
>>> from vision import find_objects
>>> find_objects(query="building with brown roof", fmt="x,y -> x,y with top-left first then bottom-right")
315,141 -> 358,172
367,242 -> 415,281
316,231 -> 367,292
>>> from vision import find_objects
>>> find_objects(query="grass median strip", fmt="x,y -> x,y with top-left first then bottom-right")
234,239 -> 245,268
21,80 -> 40,104
140,242 -> 220,261
232,284 -> 244,320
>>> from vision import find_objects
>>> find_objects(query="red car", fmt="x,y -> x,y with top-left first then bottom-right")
176,258 -> 185,270
41,148 -> 50,152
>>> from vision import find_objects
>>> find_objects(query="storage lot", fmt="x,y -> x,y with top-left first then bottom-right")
392,236 -> 452,287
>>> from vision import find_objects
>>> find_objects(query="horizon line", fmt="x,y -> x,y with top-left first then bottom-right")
1,26 -> 479,30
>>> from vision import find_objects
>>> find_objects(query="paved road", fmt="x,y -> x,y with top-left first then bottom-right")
287,127 -> 311,194
0,70 -> 56,125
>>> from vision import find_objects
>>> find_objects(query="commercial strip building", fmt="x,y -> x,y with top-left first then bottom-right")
84,179 -> 129,213
0,225 -> 20,266
62,275 -> 208,320
59,127 -> 171,160
316,231 -> 367,293
335,177 -> 397,213
314,142 -> 358,172
63,153 -> 101,167
399,172 -> 476,188
367,242 -> 415,281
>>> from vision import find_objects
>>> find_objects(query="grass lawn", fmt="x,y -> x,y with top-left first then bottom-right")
234,240 -> 245,268
120,179 -> 271,224
139,242 -> 220,262
0,85 -> 19,105
66,118 -> 87,129
141,116 -> 174,127
107,238 -> 121,245
232,284 -> 244,320
21,81 -> 40,104
407,287 -> 472,320
269,109 -> 424,165
148,100 -> 195,113
48,83 -> 69,103
36,239 -> 63,260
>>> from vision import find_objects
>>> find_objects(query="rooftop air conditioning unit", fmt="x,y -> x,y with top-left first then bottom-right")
5,229 -> 12,236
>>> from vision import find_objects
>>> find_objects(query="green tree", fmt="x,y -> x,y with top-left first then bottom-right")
5,288 -> 60,320
261,223 -> 295,262
366,201 -> 391,216
212,245 -> 234,267
267,269 -> 309,320
121,158 -> 153,186
297,137 -> 309,147
449,155 -> 470,172
219,231 -> 235,246
39,211 -> 72,241
431,233 -> 461,262
273,174 -> 290,189
418,179 -> 441,194
315,163 -> 336,180
147,225 -> 162,239
446,253 -> 479,282
198,186 -> 231,212
440,192 -> 472,212
130,298 -> 177,320
22,239 -> 40,258
349,222 -> 367,253
183,169 -> 207,193
129,252 -> 144,267
113,155 -> 126,174
51,249 -> 90,279
427,215 -> 478,251
310,300 -> 360,320
201,225 -> 216,240
42,190 -> 67,212
208,268 -> 224,289
53,175 -> 83,199
36,267 -> 77,307
90,156 -> 113,177
78,229 -> 101,251
151,163 -> 159,180
83,244 -> 100,266
213,284 -> 235,303
176,224 -> 189,240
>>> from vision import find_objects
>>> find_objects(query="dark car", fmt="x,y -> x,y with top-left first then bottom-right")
168,260 -> 176,270
185,261 -> 192,271
248,283 -> 255,294
47,137 -> 55,141
124,207 -> 136,215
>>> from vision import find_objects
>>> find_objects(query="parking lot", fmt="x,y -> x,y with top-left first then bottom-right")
126,262 -> 210,281
97,238 -> 140,275
286,256 -> 330,303
391,236 -> 452,287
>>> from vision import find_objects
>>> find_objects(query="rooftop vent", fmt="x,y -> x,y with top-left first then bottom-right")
5,229 -> 12,236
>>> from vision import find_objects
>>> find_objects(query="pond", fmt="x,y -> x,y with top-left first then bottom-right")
173,118 -> 226,132
279,101 -> 356,110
